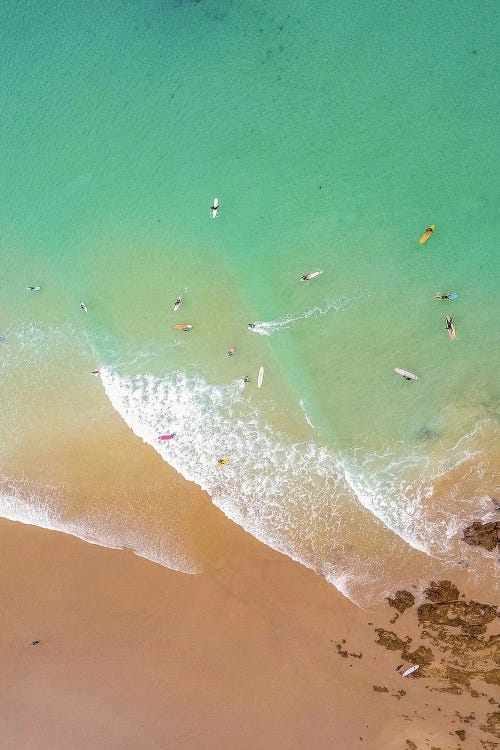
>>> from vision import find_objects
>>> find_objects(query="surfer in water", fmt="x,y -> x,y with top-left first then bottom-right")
248,323 -> 256,329
434,293 -> 456,300
27,285 -> 41,292
228,346 -> 235,356
243,376 -> 250,383
80,301 -> 88,313
445,315 -> 454,331
211,199 -> 219,218
174,295 -> 182,311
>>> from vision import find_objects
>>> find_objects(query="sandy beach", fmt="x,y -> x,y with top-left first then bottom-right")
1,495 -> 497,750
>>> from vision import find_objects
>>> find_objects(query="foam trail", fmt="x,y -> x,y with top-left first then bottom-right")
299,398 -> 316,428
248,296 -> 357,336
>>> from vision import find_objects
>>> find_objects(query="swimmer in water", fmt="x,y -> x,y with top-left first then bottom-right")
434,293 -> 456,300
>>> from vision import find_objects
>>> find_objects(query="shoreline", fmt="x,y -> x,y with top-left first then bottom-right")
1,513 -> 497,750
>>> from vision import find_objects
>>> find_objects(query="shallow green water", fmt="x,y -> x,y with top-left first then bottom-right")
0,0 -> 498,601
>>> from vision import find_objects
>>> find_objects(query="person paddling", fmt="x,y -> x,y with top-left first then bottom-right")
434,292 -> 457,301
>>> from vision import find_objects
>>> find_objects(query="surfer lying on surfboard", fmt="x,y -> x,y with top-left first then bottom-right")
418,224 -> 435,244
301,271 -> 322,281
27,285 -> 41,292
173,295 -> 182,311
434,292 -> 457,300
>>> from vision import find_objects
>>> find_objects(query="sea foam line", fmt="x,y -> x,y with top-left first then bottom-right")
0,474 -> 199,575
99,367 -> 493,603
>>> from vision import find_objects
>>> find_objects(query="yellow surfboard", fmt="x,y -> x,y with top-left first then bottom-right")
216,458 -> 230,468
418,224 -> 435,244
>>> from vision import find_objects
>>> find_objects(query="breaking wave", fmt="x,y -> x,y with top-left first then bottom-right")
99,367 -> 496,604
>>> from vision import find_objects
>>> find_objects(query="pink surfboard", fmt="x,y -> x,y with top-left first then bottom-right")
158,434 -> 175,440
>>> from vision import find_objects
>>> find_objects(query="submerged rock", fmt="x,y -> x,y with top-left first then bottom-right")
462,521 -> 500,551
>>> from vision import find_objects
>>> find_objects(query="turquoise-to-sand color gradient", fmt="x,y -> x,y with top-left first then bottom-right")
0,0 -> 498,604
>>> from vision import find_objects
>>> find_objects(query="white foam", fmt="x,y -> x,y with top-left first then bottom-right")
100,367 -> 496,605
0,475 -> 199,575
340,420 -> 496,558
248,296 -> 357,335
0,322 -> 198,575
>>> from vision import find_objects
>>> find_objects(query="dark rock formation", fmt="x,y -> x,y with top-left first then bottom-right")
387,589 -> 415,613
417,600 -> 497,636
424,580 -> 460,603
374,628 -> 410,651
462,521 -> 500,551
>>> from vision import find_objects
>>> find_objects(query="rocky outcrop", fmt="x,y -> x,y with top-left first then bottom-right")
462,521 -> 500,552
418,599 -> 497,636
387,589 -> 415,613
424,580 -> 460,603
374,628 -> 410,651
376,581 -> 499,700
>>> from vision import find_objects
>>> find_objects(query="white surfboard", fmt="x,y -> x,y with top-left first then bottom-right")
211,197 -> 219,218
394,368 -> 419,381
402,664 -> 420,677
80,301 -> 88,313
257,366 -> 264,389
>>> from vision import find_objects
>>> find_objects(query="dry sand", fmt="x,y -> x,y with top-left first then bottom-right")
1,385 -> 498,749
1,504 -> 498,750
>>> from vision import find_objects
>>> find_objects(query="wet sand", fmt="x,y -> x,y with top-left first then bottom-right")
1,507 -> 497,750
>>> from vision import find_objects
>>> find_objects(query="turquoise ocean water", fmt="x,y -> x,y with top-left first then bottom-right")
0,0 -> 498,604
